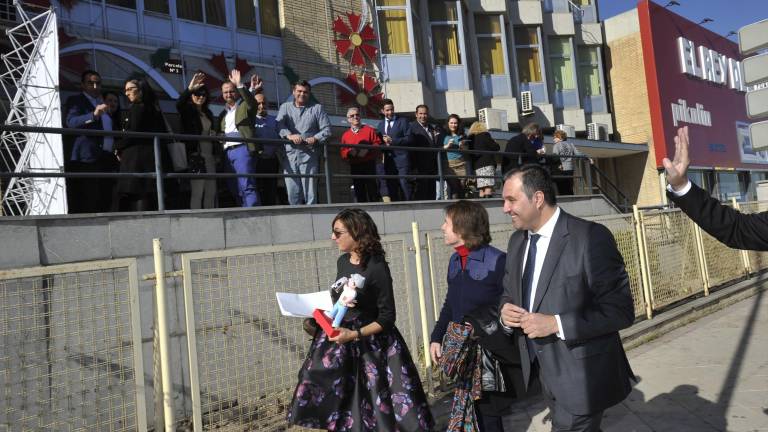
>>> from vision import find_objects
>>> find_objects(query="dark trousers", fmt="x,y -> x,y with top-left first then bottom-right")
536,360 -> 604,432
350,160 -> 379,203
255,156 -> 281,206
378,153 -> 412,201
67,160 -> 102,213
476,412 -> 503,432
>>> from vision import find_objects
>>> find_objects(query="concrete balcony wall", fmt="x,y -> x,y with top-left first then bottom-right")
543,12 -> 575,36
465,0 -> 507,13
587,112 -> 615,134
383,81 -> 434,113
490,96 -> 521,124
556,107 -> 587,131
433,89 -> 477,119
509,0 -> 543,25
576,22 -> 603,45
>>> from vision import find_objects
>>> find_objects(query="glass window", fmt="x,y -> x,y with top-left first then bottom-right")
431,25 -> 461,65
260,0 -> 281,36
106,0 -> 136,8
475,15 -> 501,34
478,37 -> 504,74
549,37 -> 575,90
378,0 -> 410,54
145,0 -> 169,13
578,47 -> 601,96
178,0 -> 203,22
428,0 -> 458,21
236,0 -> 257,31
514,27 -> 542,83
205,0 -> 226,26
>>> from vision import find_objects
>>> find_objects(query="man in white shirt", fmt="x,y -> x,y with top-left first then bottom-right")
665,126 -> 768,250
498,164 -> 635,431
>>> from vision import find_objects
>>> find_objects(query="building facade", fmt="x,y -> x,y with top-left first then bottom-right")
604,0 -> 761,206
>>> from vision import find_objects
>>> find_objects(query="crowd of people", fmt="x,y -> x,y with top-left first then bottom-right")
63,68 -> 588,213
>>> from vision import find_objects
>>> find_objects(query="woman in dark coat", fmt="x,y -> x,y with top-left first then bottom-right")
430,200 -> 524,431
114,78 -> 164,211
467,122 -> 500,198
287,208 -> 434,431
176,72 -> 218,209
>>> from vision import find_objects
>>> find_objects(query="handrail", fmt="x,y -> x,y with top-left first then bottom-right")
589,162 -> 631,211
1,124 -> 597,211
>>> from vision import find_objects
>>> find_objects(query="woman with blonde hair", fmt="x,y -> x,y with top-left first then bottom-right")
467,122 -> 500,198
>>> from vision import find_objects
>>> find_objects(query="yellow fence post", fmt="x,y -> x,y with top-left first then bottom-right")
152,238 -> 175,432
632,205 -> 653,319
693,224 -> 711,296
731,198 -> 753,275
411,222 -> 434,389
425,235 -> 440,322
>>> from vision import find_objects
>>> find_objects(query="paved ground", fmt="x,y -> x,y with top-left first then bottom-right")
432,290 -> 768,431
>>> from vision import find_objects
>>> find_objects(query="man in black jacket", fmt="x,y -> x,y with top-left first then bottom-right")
665,126 -> 768,250
407,104 -> 442,200
502,122 -> 543,174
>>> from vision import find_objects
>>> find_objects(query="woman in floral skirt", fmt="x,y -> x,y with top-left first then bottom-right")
287,208 -> 434,431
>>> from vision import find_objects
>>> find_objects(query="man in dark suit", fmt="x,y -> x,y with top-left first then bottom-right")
499,164 -> 635,431
64,69 -> 114,213
502,122 -> 543,174
376,98 -> 412,201
665,126 -> 768,250
407,104 -> 441,200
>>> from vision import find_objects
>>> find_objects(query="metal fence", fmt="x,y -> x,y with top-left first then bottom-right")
0,259 -> 146,431
0,203 -> 764,430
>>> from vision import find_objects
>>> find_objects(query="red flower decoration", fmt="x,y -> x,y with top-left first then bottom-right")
333,13 -> 378,67
338,73 -> 384,117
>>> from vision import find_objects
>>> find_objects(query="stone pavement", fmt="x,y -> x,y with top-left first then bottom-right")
432,289 -> 768,431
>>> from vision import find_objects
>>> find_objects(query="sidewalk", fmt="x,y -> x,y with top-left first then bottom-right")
431,284 -> 768,431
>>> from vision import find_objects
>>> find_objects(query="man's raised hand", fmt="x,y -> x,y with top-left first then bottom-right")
662,126 -> 690,191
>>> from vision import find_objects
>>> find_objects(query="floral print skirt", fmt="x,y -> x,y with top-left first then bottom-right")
287,318 -> 434,431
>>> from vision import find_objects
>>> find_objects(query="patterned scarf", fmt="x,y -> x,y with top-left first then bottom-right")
440,322 -> 482,431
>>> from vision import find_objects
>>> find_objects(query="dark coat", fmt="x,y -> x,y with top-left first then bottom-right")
176,88 -> 218,156
64,93 -> 105,163
499,210 -> 635,416
406,121 -> 441,174
470,132 -> 500,170
502,133 -> 538,173
216,87 -> 261,154
376,116 -> 411,165
668,182 -> 768,250
114,102 -> 164,195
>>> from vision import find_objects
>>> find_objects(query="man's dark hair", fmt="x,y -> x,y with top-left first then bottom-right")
81,70 -> 100,83
444,200 -> 491,250
503,163 -> 557,206
382,98 -> 394,108
293,80 -> 312,91
415,104 -> 429,113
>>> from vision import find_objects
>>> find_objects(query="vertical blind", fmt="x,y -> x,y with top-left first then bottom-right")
432,25 -> 461,65
378,0 -> 410,54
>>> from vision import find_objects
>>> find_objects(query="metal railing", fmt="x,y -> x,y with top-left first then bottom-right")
1,200 -> 766,430
1,124 -> 597,212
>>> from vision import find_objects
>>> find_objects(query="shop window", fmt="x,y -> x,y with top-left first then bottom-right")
377,0 -> 410,54
178,0 -> 226,27
260,0 -> 281,36
476,15 -> 505,75
145,0 -> 169,14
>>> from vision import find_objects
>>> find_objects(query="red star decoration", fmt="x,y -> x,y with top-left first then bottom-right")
333,13 -> 378,67
338,72 -> 384,118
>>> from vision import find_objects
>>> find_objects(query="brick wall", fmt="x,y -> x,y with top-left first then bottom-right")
605,31 -> 664,206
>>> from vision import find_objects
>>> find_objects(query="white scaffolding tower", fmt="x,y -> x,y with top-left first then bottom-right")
1,1 -> 66,216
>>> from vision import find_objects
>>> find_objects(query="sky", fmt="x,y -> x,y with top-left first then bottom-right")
597,0 -> 768,38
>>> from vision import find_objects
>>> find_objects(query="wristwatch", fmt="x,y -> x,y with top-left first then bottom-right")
356,329 -> 364,340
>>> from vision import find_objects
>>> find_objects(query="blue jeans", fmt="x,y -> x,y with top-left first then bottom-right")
225,144 -> 260,207
283,145 -> 319,205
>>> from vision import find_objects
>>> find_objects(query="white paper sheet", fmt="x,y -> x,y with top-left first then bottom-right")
275,291 -> 334,318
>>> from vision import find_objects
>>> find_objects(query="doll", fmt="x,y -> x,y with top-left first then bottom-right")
325,273 -> 365,328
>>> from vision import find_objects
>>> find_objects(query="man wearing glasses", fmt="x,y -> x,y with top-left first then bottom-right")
64,69 -> 113,213
276,80 -> 331,205
218,69 -> 262,207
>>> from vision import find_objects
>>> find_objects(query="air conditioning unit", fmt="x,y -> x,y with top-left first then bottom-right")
478,108 -> 509,131
587,122 -> 609,140
520,91 -> 533,115
556,124 -> 575,139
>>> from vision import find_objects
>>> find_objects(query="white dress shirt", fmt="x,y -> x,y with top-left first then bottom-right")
223,101 -> 241,149
667,180 -> 692,196
521,206 -> 566,340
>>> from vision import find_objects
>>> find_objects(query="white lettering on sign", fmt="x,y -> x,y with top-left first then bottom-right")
671,99 -> 712,127
677,37 -> 746,92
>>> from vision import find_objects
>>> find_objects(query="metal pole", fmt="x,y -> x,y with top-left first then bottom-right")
152,238 -> 175,431
731,198 -> 752,275
436,152 -> 444,200
584,158 -> 593,195
411,222 -> 433,390
153,136 -> 166,211
632,205 -> 654,319
323,143 -> 333,204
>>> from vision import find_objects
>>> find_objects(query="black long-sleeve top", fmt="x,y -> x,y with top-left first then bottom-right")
334,253 -> 396,330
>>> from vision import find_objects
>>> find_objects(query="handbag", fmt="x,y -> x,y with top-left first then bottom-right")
160,112 -> 188,172
188,151 -> 206,174
439,321 -> 476,379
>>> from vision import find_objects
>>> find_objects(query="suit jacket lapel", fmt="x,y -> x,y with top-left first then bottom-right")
508,231 -> 527,304
533,212 -> 570,312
